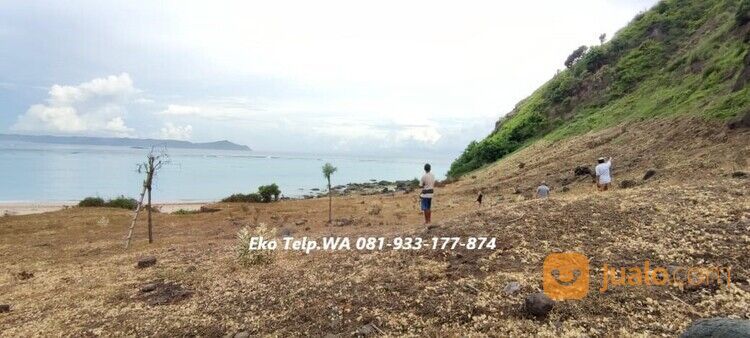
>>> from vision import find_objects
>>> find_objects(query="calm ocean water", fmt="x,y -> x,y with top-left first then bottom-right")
0,141 -> 450,202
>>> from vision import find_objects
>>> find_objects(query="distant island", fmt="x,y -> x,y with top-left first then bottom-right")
0,134 -> 252,151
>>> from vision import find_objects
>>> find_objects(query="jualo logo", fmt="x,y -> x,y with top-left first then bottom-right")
543,253 -> 732,300
543,252 -> 590,300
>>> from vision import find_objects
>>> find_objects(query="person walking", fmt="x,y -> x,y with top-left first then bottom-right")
476,190 -> 484,206
419,163 -> 435,225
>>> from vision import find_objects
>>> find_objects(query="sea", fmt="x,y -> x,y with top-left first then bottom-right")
0,141 -> 451,203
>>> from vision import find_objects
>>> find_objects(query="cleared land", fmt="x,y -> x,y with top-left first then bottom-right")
0,118 -> 748,336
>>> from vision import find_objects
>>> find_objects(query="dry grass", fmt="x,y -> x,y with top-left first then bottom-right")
0,117 -> 748,336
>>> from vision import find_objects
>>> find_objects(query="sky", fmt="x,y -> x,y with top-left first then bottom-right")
0,0 -> 658,157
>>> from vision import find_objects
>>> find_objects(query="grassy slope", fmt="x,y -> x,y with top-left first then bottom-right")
449,0 -> 750,177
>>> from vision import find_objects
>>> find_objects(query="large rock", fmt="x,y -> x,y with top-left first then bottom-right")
524,293 -> 554,317
137,256 -> 157,268
680,318 -> 750,338
574,166 -> 593,177
619,180 -> 637,189
643,169 -> 657,180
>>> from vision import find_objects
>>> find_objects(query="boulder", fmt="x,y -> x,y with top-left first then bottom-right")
141,283 -> 158,293
619,180 -> 637,189
680,318 -> 750,338
137,256 -> 157,269
643,169 -> 657,180
524,293 -> 554,317
574,166 -> 593,176
726,111 -> 750,129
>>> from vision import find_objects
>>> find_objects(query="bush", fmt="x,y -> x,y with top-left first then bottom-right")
236,224 -> 275,266
78,197 -> 105,207
221,193 -> 263,203
105,196 -> 138,210
258,183 -> 281,202
78,196 -> 137,210
223,184 -> 281,203
172,209 -> 200,215
565,46 -> 588,69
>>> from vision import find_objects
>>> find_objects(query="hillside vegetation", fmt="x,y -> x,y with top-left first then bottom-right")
449,0 -> 750,177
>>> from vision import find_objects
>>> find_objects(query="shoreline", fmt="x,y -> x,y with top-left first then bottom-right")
1,178 -> 427,216
0,201 -> 211,216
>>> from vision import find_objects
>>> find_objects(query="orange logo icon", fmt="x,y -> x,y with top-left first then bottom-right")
543,252 -> 589,300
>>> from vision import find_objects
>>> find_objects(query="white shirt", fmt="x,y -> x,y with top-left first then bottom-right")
595,160 -> 613,184
420,173 -> 435,198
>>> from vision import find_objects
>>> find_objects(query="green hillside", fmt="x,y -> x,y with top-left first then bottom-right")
448,0 -> 750,177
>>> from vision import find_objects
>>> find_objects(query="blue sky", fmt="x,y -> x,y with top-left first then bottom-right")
0,0 -> 658,156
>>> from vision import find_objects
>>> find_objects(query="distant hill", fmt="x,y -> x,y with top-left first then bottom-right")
448,0 -> 750,177
0,134 -> 252,151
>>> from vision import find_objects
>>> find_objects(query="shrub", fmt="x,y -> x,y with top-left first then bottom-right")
78,197 -> 105,207
78,196 -> 137,210
565,46 -> 588,69
221,193 -> 263,203
105,196 -> 138,210
172,209 -> 200,215
258,184 -> 281,202
236,224 -> 275,266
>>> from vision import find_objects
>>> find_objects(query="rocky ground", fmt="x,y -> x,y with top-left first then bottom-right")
0,117 -> 748,337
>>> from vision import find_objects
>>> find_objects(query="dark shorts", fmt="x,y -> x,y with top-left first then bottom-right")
420,197 -> 432,211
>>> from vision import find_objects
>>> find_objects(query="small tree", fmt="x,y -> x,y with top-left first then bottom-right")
598,33 -> 607,45
258,183 -> 281,202
125,147 -> 169,249
322,163 -> 337,223
564,45 -> 588,69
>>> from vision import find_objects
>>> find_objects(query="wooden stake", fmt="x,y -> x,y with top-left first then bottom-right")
124,183 -> 147,249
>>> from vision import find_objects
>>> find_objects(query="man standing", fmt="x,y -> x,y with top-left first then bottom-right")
420,163 -> 435,225
595,157 -> 613,191
537,181 -> 550,198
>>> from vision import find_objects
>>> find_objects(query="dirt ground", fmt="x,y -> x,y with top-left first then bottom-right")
0,117 -> 748,337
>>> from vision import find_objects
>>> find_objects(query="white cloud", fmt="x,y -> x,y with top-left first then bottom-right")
12,73 -> 137,136
159,122 -> 193,140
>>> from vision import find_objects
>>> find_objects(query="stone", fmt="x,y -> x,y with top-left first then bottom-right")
680,318 -> 750,338
137,256 -> 157,268
619,180 -> 637,189
294,219 -> 307,226
0,304 -> 9,313
234,331 -> 251,338
643,169 -> 657,180
356,323 -> 380,336
574,166 -> 592,176
141,283 -> 158,293
561,186 -> 570,193
524,293 -> 554,317
732,171 -> 748,179
503,281 -> 521,295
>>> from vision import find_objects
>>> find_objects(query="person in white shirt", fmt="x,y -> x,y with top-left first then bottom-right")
419,163 -> 435,225
595,157 -> 613,191
537,182 -> 550,198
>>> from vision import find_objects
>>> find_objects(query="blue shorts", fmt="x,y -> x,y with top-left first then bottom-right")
420,197 -> 432,211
